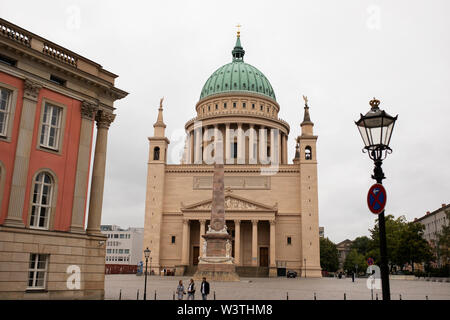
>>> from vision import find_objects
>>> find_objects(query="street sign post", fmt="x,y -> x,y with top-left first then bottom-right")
367,183 -> 387,214
367,257 -> 374,266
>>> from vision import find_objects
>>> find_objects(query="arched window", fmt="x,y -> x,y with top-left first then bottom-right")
305,146 -> 312,160
153,147 -> 160,161
30,172 -> 54,229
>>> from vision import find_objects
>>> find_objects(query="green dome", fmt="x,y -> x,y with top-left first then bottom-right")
199,36 -> 276,101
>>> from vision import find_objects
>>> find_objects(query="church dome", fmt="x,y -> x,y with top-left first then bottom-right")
199,36 -> 276,102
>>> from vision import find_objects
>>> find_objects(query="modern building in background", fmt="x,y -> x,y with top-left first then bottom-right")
101,225 -> 144,269
415,203 -> 449,267
0,18 -> 127,299
143,32 -> 322,278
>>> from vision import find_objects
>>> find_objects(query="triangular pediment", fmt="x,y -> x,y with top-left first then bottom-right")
181,194 -> 277,212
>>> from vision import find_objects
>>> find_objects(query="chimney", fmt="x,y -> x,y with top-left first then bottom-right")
442,203 -> 446,208
426,211 -> 430,215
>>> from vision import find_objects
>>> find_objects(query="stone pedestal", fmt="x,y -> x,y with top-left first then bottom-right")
193,227 -> 240,281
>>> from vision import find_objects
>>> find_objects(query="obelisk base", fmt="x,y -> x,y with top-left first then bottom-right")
193,232 -> 240,281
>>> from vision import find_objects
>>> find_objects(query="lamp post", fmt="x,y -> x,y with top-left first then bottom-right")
355,97 -> 397,301
143,247 -> 151,300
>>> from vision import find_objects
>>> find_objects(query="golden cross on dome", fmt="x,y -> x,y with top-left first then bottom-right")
236,24 -> 242,37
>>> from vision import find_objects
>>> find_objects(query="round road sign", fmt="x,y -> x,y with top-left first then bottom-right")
367,183 -> 387,214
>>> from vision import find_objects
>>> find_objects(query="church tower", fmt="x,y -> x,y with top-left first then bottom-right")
143,98 -> 170,273
297,97 -> 322,277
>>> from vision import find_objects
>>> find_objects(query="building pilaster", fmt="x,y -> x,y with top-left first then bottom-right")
252,219 -> 258,266
4,79 -> 42,228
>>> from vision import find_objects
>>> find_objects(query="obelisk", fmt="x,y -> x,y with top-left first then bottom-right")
193,163 -> 239,281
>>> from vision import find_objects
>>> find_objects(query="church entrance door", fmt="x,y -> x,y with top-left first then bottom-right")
259,247 -> 269,267
193,246 -> 199,265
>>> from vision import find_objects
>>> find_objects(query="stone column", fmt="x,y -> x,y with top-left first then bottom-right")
86,110 -> 116,235
249,124 -> 256,164
181,218 -> 190,265
259,126 -> 268,164
270,128 -> 276,164
234,220 -> 241,265
4,79 -> 42,227
269,219 -> 278,277
70,101 -> 98,233
194,123 -> 202,164
269,220 -> 276,268
213,124 -> 220,163
199,219 -> 206,255
225,123 -> 231,164
282,133 -> 288,164
252,219 -> 258,266
237,123 -> 244,164
277,129 -> 281,164
189,130 -> 194,164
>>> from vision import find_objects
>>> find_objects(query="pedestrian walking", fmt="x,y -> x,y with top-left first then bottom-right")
176,280 -> 185,300
187,279 -> 195,300
200,277 -> 210,300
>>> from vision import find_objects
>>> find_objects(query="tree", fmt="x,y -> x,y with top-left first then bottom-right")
368,214 -> 407,271
397,222 -> 433,272
320,237 -> 339,272
351,236 -> 371,257
343,249 -> 366,274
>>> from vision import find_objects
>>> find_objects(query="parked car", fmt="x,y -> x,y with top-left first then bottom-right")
287,270 -> 297,278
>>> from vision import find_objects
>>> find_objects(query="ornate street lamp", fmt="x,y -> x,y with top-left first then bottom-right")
355,97 -> 398,301
143,247 -> 151,300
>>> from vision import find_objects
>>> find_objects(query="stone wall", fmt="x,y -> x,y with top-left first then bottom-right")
0,226 -> 106,299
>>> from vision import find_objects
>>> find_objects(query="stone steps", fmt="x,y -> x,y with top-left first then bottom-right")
236,266 -> 269,277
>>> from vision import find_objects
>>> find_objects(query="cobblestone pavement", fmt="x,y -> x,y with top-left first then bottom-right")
104,275 -> 450,300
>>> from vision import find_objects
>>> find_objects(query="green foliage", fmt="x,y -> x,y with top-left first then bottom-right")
343,249 -> 366,273
351,236 -> 371,257
397,222 -> 434,272
367,214 -> 434,271
319,237 -> 339,272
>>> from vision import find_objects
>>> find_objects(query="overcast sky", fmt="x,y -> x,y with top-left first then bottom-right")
3,0 -> 449,243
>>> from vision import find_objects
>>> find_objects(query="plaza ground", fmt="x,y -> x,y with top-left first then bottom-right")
104,274 -> 450,300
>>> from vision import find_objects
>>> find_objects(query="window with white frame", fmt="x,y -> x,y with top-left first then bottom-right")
28,254 -> 48,289
40,103 -> 62,150
30,172 -> 54,229
0,87 -> 11,137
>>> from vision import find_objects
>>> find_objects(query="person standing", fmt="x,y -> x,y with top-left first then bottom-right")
200,277 -> 210,300
176,280 -> 185,300
187,279 -> 195,300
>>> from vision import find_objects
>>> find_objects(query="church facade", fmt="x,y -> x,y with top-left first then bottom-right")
143,32 -> 321,277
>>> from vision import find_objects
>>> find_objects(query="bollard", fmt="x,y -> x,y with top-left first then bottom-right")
344,293 -> 346,300
154,290 -> 157,300
119,289 -> 122,300
286,292 -> 289,300
173,292 -> 175,300
314,292 -> 316,300
399,294 -> 402,300
214,291 -> 216,300
137,289 -> 139,300
376,293 -> 378,300
426,295 -> 428,300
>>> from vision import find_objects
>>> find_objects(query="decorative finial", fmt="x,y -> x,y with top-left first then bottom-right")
236,24 -> 241,38
159,97 -> 164,110
302,95 -> 309,108
369,97 -> 380,110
